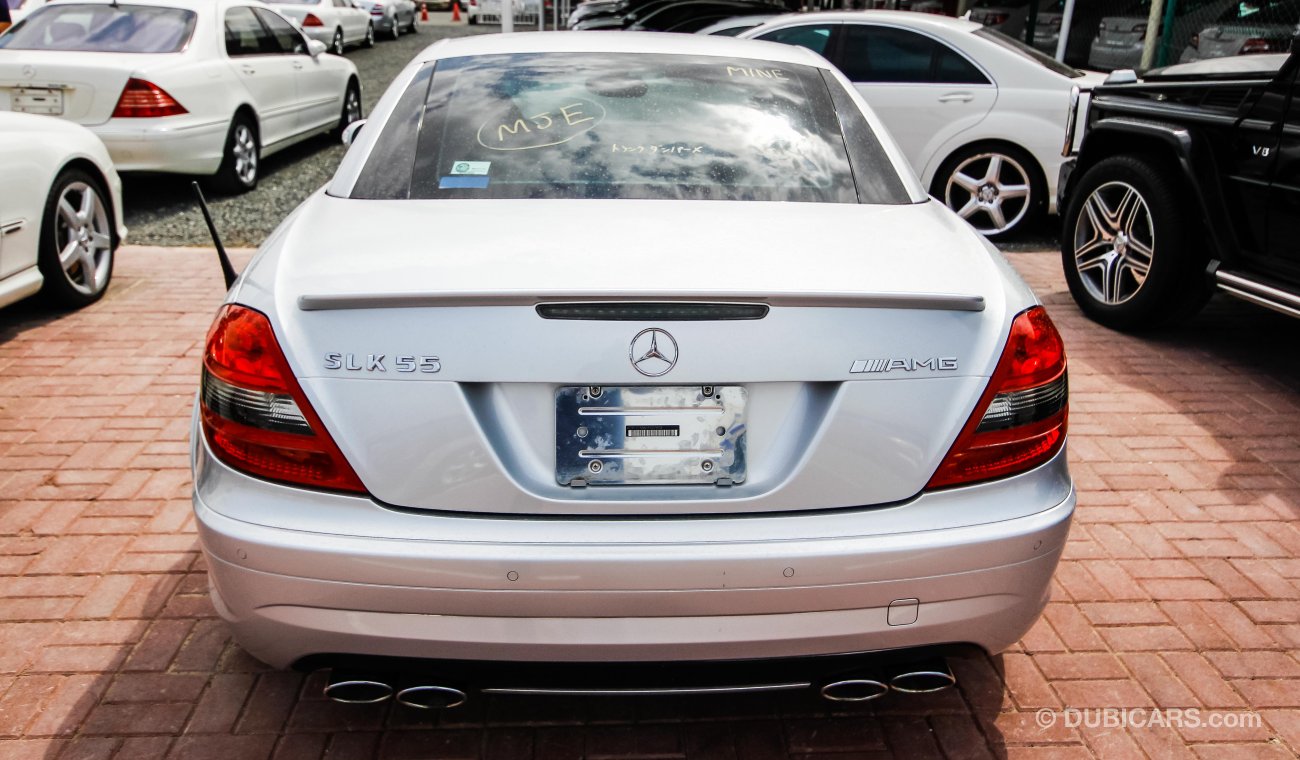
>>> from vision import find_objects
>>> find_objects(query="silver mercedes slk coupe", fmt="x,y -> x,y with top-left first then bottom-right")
191,31 -> 1073,707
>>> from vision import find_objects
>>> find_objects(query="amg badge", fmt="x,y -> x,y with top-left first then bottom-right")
850,357 -> 958,374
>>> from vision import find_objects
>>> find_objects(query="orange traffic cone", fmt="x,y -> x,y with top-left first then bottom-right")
421,2 -> 429,21
450,1 -> 460,21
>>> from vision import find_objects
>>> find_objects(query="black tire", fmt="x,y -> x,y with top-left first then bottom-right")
931,143 -> 1045,239
1060,154 -> 1211,331
37,168 -> 115,309
212,113 -> 259,194
467,13 -> 477,24
363,22 -> 375,47
407,10 -> 418,31
331,28 -> 344,55
333,79 -> 363,140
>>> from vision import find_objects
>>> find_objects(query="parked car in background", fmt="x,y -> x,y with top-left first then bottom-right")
0,0 -> 363,193
1059,38 -> 1300,329
354,0 -> 416,40
1181,0 -> 1299,61
629,0 -> 783,32
0,112 -> 124,309
468,0 -> 542,25
694,12 -> 776,35
272,0 -> 373,54
1088,0 -> 1235,70
192,31 -> 1073,703
743,11 -> 1104,237
967,0 -> 1032,39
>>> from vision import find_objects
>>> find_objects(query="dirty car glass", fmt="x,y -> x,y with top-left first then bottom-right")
0,5 -> 197,53
359,52 -> 899,203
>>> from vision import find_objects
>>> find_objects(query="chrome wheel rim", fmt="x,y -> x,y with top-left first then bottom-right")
944,152 -> 1032,235
365,24 -> 373,44
232,123 -> 257,186
1073,180 -> 1154,306
54,181 -> 112,296
344,87 -> 361,125
332,30 -> 343,54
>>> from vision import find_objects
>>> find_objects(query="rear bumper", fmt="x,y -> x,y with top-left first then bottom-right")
1088,44 -> 1143,71
93,116 -> 228,175
195,438 -> 1075,669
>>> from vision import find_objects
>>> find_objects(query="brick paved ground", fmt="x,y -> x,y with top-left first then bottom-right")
0,246 -> 1297,759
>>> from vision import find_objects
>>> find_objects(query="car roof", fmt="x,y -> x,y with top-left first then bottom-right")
750,10 -> 984,34
413,30 -> 835,68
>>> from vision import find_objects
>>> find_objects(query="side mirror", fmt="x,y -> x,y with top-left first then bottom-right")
342,119 -> 365,146
307,38 -> 327,58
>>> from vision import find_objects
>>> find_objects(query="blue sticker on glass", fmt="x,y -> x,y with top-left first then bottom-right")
439,176 -> 490,189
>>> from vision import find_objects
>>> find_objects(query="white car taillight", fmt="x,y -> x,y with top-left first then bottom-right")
926,306 -> 1067,490
200,305 -> 366,494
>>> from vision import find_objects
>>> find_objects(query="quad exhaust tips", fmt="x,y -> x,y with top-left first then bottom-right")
820,658 -> 956,702
323,670 -> 466,709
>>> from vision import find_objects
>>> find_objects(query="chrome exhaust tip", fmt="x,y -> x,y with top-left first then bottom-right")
819,678 -> 890,702
323,674 -> 394,705
395,685 -> 468,710
888,658 -> 956,694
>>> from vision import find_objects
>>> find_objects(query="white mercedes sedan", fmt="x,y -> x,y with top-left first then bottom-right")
0,0 -> 362,193
191,32 -> 1074,708
0,112 -> 125,309
741,11 -> 1106,237
271,0 -> 374,54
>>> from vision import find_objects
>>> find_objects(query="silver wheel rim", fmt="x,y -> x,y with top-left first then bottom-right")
54,181 -> 112,296
344,87 -> 360,124
366,24 -> 373,44
232,123 -> 257,186
944,152 -> 1032,235
333,30 -> 343,54
1073,180 -> 1154,306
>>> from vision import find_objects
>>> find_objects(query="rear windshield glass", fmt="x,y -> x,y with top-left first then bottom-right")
0,4 -> 197,53
354,52 -> 908,204
974,27 -> 1082,77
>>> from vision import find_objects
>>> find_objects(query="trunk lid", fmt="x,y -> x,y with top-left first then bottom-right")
248,197 -> 1026,515
0,51 -> 175,125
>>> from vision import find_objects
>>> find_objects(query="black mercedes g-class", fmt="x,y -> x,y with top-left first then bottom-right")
1058,42 -> 1300,330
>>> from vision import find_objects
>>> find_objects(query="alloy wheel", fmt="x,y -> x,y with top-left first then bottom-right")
944,152 -> 1032,236
332,29 -> 344,54
344,87 -> 361,126
1072,180 -> 1154,306
54,182 -> 112,297
232,123 -> 258,187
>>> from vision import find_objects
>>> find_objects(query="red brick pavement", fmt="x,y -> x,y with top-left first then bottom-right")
0,246 -> 1297,759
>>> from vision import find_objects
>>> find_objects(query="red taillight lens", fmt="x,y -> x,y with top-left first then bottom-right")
111,78 -> 187,118
303,12 -> 324,25
200,305 -> 366,494
926,306 -> 1067,490
1241,37 -> 1282,54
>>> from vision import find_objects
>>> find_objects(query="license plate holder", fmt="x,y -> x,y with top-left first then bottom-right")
11,87 -> 65,116
555,386 -> 747,486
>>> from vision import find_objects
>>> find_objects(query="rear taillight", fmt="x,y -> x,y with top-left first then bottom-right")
1241,37 -> 1283,54
1134,22 -> 1147,40
926,306 -> 1067,490
303,12 -> 324,25
200,305 -> 366,494
111,78 -> 187,118
986,12 -> 1008,24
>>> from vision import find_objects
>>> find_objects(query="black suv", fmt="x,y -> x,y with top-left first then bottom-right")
1058,42 -> 1300,330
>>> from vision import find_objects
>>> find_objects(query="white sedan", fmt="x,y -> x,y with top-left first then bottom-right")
191,32 -> 1073,704
271,0 -> 374,54
0,112 -> 125,309
742,11 -> 1105,237
0,0 -> 362,194
354,0 -> 417,41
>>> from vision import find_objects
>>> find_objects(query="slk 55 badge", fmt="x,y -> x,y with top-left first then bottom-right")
324,353 -> 441,373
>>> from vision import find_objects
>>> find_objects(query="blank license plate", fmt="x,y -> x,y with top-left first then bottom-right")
556,386 -> 747,486
11,88 -> 64,116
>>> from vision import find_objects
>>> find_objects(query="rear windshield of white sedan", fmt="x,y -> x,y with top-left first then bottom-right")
0,5 -> 197,53
352,53 -> 910,204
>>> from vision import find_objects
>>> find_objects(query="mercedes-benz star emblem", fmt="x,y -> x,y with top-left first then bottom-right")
629,328 -> 678,377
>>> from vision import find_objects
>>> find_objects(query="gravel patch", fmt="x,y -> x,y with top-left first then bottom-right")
122,22 -> 492,248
